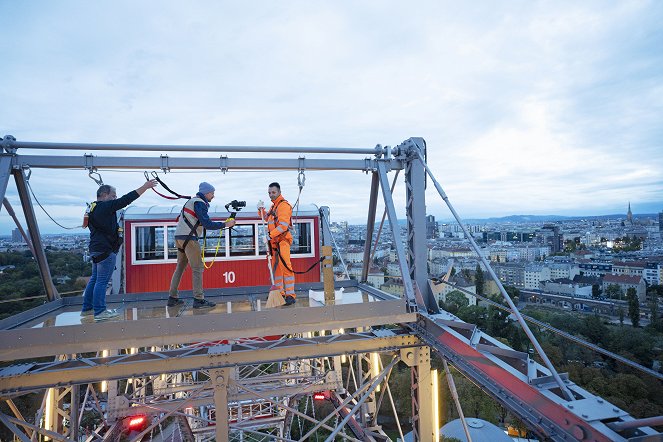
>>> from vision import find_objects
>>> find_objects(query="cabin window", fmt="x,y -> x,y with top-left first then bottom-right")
292,222 -> 312,255
229,224 -> 256,256
198,228 -> 226,258
135,226 -> 165,261
166,226 -> 178,259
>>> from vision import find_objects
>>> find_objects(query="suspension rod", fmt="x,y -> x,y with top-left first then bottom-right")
3,137 -> 384,155
415,151 -> 575,402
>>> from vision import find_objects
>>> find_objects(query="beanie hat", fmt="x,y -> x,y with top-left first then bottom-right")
198,182 -> 215,194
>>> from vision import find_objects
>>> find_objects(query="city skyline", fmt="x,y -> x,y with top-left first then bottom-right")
1,1 -> 662,234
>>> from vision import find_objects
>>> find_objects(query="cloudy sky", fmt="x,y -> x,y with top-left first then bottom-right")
1,1 -> 662,234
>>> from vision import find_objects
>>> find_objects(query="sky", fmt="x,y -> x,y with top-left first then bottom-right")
1,1 -> 662,234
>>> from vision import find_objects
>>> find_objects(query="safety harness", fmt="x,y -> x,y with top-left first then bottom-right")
85,201 -> 124,264
267,198 -> 322,275
176,200 -> 203,253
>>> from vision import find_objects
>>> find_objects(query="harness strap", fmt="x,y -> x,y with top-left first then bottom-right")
177,201 -> 202,252
272,245 -> 324,275
146,171 -> 191,200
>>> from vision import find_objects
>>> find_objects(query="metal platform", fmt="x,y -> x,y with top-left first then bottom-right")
0,280 -> 414,362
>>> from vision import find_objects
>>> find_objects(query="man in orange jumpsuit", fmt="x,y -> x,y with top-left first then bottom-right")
258,182 -> 296,305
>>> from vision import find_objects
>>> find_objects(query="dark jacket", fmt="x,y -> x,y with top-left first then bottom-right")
88,190 -> 140,255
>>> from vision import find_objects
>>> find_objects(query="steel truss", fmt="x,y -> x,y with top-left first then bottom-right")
1,136 -> 662,441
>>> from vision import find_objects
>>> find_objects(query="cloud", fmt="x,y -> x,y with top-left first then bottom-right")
1,0 -> 662,233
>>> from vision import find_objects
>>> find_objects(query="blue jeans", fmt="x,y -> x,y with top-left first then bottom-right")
82,252 -> 117,315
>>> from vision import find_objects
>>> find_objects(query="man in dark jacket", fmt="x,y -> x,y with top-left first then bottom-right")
82,179 -> 157,321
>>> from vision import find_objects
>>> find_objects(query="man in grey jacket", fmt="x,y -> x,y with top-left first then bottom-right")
167,182 -> 236,309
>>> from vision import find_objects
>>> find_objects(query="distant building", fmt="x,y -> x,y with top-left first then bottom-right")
577,261 -> 612,277
430,273 -> 477,306
11,228 -> 22,243
627,202 -> 633,225
602,274 -> 646,302
542,278 -> 592,298
659,210 -> 663,238
491,262 -> 525,288
539,224 -> 563,254
425,215 -> 438,239
524,263 -> 551,290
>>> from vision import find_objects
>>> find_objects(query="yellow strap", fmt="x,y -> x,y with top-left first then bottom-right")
201,217 -> 234,269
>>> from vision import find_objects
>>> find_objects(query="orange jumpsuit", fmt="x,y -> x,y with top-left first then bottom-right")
261,195 -> 295,299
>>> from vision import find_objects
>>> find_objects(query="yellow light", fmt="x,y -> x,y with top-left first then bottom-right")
432,369 -> 439,441
101,350 -> 109,393
44,387 -> 54,440
371,353 -> 381,392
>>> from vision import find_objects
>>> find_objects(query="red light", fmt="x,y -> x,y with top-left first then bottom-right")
313,393 -> 326,400
128,415 -> 146,429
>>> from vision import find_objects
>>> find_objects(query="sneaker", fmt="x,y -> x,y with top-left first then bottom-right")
167,297 -> 185,307
284,295 -> 296,306
80,309 -> 94,317
94,309 -> 120,322
193,299 -> 216,309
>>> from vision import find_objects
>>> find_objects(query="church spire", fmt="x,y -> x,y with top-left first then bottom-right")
627,201 -> 633,224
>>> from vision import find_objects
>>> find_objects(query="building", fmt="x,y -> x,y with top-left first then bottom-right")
430,273 -> 477,306
425,215 -> 438,239
343,248 -> 364,263
366,265 -> 385,288
602,274 -> 646,303
539,224 -> 563,254
11,228 -> 22,243
644,261 -> 662,286
577,261 -> 612,277
548,262 -> 578,280
542,278 -> 593,298
491,262 -> 525,288
627,202 -> 633,225
524,263 -> 551,290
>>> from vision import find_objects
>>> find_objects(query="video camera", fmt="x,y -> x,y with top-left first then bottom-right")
225,200 -> 246,218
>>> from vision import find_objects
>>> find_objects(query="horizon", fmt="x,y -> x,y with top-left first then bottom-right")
2,208 -> 660,237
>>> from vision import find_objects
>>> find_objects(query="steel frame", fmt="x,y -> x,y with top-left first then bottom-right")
0,136 -> 661,441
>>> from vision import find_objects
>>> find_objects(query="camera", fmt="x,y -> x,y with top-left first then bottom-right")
225,200 -> 246,212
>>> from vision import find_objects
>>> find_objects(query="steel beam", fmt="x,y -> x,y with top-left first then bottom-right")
2,198 -> 36,255
402,138 -> 438,314
12,154 -> 405,172
12,169 -> 59,301
211,368 -> 231,441
8,138 -> 383,155
376,161 -> 419,311
0,298 -> 413,361
411,315 -> 619,442
361,172 -> 379,282
0,154 -> 12,205
0,332 -> 420,395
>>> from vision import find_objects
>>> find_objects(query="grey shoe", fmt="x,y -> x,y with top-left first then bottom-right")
167,297 -> 185,307
193,299 -> 216,309
80,309 -> 94,317
94,309 -> 120,322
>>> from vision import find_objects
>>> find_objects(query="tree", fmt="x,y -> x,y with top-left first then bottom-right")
627,288 -> 640,328
592,284 -> 601,299
444,290 -> 470,314
606,284 -> 622,300
647,290 -> 662,332
475,264 -> 485,297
